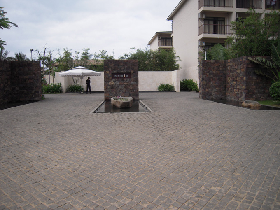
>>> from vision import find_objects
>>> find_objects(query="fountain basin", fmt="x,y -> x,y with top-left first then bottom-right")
111,97 -> 133,108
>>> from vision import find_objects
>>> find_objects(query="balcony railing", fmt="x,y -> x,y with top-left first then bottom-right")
199,24 -> 232,36
236,0 -> 262,9
199,0 -> 233,9
158,39 -> 173,47
266,0 -> 280,10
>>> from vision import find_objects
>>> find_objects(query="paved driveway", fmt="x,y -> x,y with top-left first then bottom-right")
1,92 -> 280,210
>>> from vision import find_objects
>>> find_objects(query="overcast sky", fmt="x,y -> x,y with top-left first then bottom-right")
1,0 -> 179,60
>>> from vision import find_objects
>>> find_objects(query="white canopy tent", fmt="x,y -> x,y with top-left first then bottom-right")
59,66 -> 101,78
59,66 -> 101,92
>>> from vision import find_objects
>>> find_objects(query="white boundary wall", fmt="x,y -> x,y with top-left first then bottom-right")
45,70 -> 181,93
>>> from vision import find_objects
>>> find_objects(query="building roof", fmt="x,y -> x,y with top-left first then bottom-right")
148,31 -> 172,45
167,0 -> 187,20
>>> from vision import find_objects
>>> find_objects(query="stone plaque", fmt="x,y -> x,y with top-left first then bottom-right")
112,72 -> 131,79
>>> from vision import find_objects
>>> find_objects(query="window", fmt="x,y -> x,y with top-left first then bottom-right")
266,0 -> 280,9
159,37 -> 172,46
204,17 -> 225,34
237,0 -> 262,9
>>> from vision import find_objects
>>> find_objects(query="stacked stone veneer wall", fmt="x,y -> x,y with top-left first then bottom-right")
104,60 -> 139,101
0,61 -> 42,105
199,56 -> 272,101
199,60 -> 227,101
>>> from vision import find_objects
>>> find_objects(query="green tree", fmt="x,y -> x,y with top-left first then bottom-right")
0,48 -> 9,60
123,48 -> 180,71
80,48 -> 93,65
248,39 -> 280,82
0,7 -> 18,49
36,49 -> 56,83
227,9 -> 280,57
14,52 -> 29,61
206,44 -> 232,60
92,50 -> 114,71
73,48 -> 93,68
56,48 -> 73,71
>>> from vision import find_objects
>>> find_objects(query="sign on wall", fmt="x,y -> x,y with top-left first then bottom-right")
104,60 -> 139,101
112,72 -> 131,79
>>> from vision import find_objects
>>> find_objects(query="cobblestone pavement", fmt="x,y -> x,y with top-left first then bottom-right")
1,92 -> 280,210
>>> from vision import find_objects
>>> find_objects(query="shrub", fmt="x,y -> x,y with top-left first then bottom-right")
66,84 -> 84,93
269,82 -> 280,101
158,84 -> 175,92
180,79 -> 199,92
43,83 -> 62,94
207,44 -> 232,60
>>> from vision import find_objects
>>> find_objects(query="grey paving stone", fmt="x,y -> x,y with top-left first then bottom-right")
0,92 -> 280,210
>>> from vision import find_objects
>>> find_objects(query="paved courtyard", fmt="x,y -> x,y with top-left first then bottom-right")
0,92 -> 280,210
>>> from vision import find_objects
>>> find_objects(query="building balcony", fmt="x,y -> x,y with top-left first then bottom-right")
266,0 -> 280,10
158,39 -> 173,48
199,24 -> 232,36
199,0 -> 233,9
236,0 -> 262,9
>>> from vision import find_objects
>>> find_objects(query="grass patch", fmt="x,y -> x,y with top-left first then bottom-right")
258,100 -> 280,107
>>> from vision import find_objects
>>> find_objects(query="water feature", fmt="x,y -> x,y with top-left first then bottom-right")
93,100 -> 151,113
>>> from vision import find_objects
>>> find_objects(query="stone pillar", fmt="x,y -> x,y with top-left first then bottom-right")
104,60 -> 139,101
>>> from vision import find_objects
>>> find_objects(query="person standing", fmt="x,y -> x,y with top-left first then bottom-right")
86,77 -> 91,94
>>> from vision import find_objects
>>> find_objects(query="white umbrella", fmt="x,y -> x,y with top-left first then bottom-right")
59,66 -> 101,92
59,66 -> 101,78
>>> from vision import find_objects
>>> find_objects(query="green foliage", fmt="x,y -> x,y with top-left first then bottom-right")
92,50 -> 114,72
74,48 -> 93,67
0,7 -> 18,49
66,84 -> 84,93
248,39 -> 280,82
258,100 -> 280,106
158,84 -> 175,92
42,78 -> 47,85
0,48 -> 9,60
14,52 -> 30,61
269,82 -> 280,101
122,48 -> 180,71
2,52 -> 30,61
207,44 -> 232,60
227,9 -> 280,57
55,48 -> 74,71
180,79 -> 199,91
43,83 -> 62,94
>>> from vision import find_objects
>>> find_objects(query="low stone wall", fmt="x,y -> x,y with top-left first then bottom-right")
0,61 -> 42,105
199,56 -> 272,102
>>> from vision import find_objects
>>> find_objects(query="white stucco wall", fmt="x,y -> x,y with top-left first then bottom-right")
87,72 -> 104,92
51,72 -> 104,93
172,0 -> 201,84
139,71 -> 179,92
149,36 -> 159,51
48,70 -> 181,93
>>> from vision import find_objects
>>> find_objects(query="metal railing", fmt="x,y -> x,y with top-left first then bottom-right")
199,24 -> 232,36
199,0 -> 233,9
158,39 -> 173,47
236,0 -> 262,9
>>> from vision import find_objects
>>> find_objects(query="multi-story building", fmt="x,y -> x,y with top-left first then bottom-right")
166,0 -> 280,84
148,31 -> 173,51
